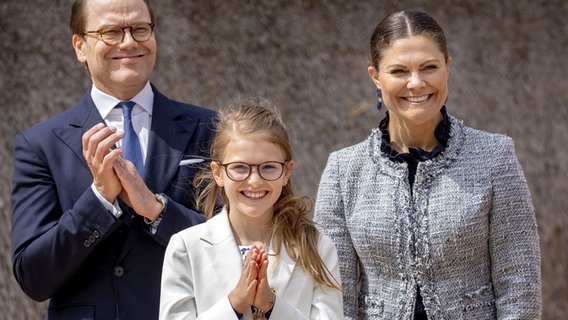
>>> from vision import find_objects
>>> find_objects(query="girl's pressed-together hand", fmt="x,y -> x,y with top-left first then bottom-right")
229,245 -> 263,313
253,248 -> 273,312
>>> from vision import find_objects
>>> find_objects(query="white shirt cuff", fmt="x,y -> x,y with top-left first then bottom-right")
91,183 -> 122,218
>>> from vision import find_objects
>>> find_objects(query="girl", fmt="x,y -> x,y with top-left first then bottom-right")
160,98 -> 343,320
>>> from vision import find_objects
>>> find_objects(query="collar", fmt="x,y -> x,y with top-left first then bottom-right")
379,106 -> 451,162
90,82 -> 154,119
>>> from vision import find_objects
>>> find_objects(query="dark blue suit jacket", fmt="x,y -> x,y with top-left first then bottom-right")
11,85 -> 217,319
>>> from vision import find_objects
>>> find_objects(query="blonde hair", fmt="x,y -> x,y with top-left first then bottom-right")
194,97 -> 340,290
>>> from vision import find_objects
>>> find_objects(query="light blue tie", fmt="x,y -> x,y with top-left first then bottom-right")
118,101 -> 144,175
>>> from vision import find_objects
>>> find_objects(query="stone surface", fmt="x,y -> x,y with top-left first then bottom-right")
1,1 -> 566,319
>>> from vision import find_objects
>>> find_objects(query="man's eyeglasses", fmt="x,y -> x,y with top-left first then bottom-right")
217,161 -> 288,182
83,23 -> 155,46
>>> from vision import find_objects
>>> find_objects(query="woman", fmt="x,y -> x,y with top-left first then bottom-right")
160,98 -> 343,319
313,10 -> 541,319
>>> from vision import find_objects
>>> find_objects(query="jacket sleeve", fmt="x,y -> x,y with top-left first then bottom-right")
11,132 -> 122,301
309,235 -> 344,319
150,195 -> 206,246
313,151 -> 357,320
489,137 -> 542,319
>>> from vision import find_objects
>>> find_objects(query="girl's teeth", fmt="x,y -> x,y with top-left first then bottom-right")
243,191 -> 266,199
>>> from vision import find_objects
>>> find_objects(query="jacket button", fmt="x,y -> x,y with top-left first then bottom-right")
114,266 -> 125,278
93,230 -> 101,238
83,239 -> 91,248
88,234 -> 97,243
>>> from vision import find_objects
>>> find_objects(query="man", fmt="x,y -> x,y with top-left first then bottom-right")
10,0 -> 216,319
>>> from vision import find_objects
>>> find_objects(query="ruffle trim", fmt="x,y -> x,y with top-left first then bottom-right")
379,106 -> 451,163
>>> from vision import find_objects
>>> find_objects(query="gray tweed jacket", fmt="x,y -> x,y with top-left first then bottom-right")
314,115 -> 541,320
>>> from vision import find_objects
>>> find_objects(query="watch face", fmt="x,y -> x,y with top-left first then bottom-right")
145,194 -> 166,226
155,193 -> 166,211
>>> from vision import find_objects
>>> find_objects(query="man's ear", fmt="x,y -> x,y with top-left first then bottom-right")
72,34 -> 88,63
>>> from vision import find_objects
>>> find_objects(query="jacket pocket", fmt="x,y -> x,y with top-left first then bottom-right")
358,294 -> 384,318
461,283 -> 496,319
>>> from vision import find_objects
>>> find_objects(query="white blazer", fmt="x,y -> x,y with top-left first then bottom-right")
159,208 -> 344,320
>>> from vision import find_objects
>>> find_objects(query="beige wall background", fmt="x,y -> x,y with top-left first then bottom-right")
1,0 -> 566,319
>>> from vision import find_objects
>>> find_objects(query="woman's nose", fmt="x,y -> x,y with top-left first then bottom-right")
407,72 -> 425,89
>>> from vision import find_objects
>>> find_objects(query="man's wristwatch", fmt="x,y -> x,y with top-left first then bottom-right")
144,193 -> 167,224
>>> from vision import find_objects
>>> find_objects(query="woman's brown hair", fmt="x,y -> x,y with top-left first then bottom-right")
370,9 -> 449,70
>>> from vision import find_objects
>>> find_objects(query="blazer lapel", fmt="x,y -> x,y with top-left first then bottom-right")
200,209 -> 299,302
50,91 -> 142,263
201,210 -> 243,287
51,91 -> 104,169
143,88 -> 200,192
117,89 -> 203,262
267,244 -> 297,296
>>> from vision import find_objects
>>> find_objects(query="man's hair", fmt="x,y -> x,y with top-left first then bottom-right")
70,0 -> 155,35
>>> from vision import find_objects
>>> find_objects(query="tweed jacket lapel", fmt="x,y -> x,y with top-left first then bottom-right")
414,115 -> 465,178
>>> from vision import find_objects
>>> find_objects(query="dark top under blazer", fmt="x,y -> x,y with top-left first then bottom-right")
11,85 -> 217,320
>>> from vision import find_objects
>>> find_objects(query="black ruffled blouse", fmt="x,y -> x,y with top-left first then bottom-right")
379,106 -> 451,186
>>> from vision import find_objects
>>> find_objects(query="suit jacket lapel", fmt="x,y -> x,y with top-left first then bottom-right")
49,90 -> 141,263
118,88 -> 202,262
144,88 -> 200,192
52,91 -> 103,170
